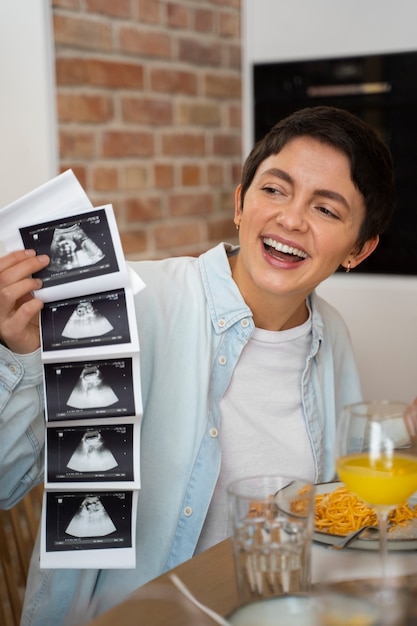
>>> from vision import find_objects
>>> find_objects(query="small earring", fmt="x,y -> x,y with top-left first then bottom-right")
346,260 -> 351,273
235,223 -> 240,231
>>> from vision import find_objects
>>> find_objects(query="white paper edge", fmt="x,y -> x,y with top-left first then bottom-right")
0,170 -> 93,252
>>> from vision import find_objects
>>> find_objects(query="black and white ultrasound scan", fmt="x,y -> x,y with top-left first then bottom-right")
41,288 -> 132,352
44,358 -> 136,421
46,424 -> 135,484
45,491 -> 133,552
19,208 -> 119,288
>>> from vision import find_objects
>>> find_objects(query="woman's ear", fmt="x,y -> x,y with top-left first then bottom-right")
343,235 -> 379,271
234,185 -> 243,229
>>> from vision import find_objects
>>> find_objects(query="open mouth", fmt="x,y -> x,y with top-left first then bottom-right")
262,237 -> 307,263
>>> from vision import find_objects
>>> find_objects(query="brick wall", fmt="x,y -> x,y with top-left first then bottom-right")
52,0 -> 242,260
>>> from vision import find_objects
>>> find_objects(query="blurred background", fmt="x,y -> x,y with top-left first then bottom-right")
0,0 -> 242,260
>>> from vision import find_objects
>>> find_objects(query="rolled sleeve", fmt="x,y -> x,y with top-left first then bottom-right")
0,346 -> 45,507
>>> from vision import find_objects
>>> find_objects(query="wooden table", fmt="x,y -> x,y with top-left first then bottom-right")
87,539 -> 238,625
87,539 -> 417,625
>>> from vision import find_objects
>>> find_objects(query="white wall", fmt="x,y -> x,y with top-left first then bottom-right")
243,0 -> 417,401
0,0 -> 58,209
316,275 -> 417,402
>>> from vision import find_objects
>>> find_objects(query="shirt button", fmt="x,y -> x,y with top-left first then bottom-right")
241,318 -> 249,328
210,428 -> 218,438
8,364 -> 18,374
218,318 -> 226,328
184,506 -> 193,517
218,356 -> 226,365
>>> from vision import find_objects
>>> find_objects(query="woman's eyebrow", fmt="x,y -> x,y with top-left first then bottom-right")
261,167 -> 292,185
315,188 -> 350,210
261,167 -> 350,209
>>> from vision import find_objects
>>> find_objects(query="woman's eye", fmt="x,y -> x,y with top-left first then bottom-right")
318,206 -> 339,219
262,186 -> 283,195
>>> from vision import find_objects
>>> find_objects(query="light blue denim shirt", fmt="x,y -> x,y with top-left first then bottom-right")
0,243 -> 362,625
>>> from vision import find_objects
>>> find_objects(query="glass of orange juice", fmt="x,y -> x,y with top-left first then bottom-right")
336,400 -> 417,583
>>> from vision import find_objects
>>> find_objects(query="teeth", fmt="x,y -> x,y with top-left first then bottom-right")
263,237 -> 307,259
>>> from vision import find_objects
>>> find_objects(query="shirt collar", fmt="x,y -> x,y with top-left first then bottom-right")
198,243 -> 253,334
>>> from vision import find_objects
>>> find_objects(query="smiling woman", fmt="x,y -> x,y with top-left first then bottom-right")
0,106 -> 400,625
230,106 -> 394,331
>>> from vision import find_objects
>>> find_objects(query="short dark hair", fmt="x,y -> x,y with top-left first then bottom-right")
240,106 -> 396,251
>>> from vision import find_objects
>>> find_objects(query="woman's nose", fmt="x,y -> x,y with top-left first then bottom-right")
275,199 -> 308,231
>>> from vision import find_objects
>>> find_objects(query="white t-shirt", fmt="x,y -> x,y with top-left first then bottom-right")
195,314 -> 314,553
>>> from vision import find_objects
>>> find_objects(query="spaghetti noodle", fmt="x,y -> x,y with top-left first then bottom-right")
315,486 -> 417,535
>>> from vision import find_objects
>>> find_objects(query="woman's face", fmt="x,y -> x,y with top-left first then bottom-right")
233,136 -> 378,303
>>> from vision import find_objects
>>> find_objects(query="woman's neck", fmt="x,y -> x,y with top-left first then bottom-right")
229,254 -> 310,331
251,297 -> 309,331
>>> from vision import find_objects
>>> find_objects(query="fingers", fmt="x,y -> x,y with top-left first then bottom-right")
404,399 -> 417,438
0,250 -> 50,353
0,249 -> 37,273
0,250 -> 47,318
0,249 -> 49,289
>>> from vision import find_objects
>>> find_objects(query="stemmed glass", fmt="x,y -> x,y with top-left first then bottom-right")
335,401 -> 417,583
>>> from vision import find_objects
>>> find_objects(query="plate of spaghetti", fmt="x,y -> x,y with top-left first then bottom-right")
313,482 -> 417,550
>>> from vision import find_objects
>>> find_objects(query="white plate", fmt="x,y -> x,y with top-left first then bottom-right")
228,595 -> 317,626
227,593 -> 381,626
313,481 -> 417,551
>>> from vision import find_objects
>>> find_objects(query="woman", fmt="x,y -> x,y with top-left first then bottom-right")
0,106 -> 398,624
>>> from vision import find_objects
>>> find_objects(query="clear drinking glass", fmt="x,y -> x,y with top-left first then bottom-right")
227,475 -> 315,606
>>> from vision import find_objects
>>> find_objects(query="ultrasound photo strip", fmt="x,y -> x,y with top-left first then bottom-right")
7,172 -> 145,569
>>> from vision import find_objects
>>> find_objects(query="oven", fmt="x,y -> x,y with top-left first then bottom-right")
253,50 -> 417,275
